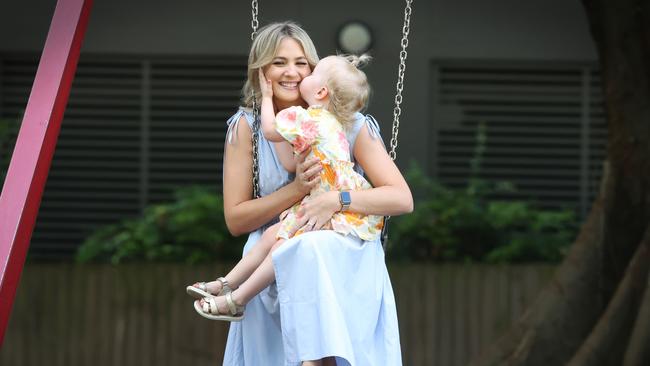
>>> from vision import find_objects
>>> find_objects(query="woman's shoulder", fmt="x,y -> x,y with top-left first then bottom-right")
347,113 -> 382,143
226,107 -> 255,127
225,107 -> 255,143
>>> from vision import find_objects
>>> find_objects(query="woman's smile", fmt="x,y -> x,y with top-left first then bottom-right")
278,81 -> 299,90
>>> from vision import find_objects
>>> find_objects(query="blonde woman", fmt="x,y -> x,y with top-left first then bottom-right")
191,22 -> 411,366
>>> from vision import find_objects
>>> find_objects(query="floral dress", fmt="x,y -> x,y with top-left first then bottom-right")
274,106 -> 384,241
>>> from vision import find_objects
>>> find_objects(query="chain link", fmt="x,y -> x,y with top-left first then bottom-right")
250,0 -> 261,198
251,103 -> 261,199
382,0 -> 413,249
389,0 -> 412,161
250,0 -> 259,40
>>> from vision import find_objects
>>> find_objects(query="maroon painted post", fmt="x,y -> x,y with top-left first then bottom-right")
0,0 -> 93,344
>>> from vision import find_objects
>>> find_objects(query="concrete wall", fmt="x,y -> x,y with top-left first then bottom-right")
0,0 -> 597,169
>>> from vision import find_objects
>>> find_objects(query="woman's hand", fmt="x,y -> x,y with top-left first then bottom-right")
293,149 -> 322,195
258,68 -> 273,99
291,191 -> 341,234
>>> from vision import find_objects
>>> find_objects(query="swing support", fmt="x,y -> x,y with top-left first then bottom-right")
0,0 -> 94,344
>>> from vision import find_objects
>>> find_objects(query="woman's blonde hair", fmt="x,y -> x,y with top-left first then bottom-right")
325,54 -> 372,129
242,21 -> 319,108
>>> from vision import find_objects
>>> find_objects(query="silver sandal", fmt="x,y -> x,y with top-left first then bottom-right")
186,277 -> 232,299
193,292 -> 245,322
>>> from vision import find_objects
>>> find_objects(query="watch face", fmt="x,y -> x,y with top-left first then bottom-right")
340,191 -> 351,205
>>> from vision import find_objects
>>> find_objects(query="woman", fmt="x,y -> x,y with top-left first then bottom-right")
219,21 -> 412,366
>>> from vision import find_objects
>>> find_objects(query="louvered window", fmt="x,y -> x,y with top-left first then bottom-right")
0,55 -> 246,259
431,62 -> 606,217
1,57 -> 608,258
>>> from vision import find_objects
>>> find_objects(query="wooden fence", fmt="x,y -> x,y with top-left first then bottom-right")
1,263 -> 555,366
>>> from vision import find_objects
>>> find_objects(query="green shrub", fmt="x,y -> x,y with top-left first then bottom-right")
387,163 -> 578,263
76,186 -> 245,264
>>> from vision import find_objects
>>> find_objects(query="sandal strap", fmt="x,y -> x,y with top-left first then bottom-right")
225,292 -> 239,316
206,297 -> 220,315
216,277 -> 232,294
202,298 -> 212,314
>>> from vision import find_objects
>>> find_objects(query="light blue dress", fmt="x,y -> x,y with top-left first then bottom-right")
222,108 -> 402,366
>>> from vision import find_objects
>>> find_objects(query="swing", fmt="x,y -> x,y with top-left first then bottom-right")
248,0 -> 413,248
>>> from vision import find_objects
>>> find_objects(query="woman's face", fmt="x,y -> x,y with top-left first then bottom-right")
264,38 -> 312,110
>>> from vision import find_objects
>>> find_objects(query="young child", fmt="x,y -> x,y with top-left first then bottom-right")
187,54 -> 383,321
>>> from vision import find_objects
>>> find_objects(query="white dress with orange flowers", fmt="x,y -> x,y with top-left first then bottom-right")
274,105 -> 384,241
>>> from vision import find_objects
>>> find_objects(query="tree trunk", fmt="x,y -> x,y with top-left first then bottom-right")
567,233 -> 649,366
470,0 -> 650,364
622,271 -> 650,366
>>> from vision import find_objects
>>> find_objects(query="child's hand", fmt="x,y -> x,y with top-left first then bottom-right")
258,69 -> 273,99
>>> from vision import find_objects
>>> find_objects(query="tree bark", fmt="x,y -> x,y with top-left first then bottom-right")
567,231 -> 650,366
470,0 -> 650,364
622,271 -> 650,366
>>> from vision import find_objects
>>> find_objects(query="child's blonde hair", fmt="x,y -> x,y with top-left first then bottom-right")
325,54 -> 372,129
242,21 -> 319,108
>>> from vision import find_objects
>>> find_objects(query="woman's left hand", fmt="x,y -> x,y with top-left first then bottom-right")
291,191 -> 341,234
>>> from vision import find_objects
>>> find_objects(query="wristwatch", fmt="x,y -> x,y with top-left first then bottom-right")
339,191 -> 351,212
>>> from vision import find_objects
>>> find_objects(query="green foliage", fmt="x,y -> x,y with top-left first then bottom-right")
387,162 -> 578,263
388,121 -> 577,263
76,186 -> 245,264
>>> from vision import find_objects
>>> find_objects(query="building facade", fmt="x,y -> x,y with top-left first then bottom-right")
0,0 -> 602,257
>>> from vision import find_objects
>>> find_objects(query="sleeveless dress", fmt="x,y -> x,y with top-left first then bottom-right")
222,108 -> 403,366
274,106 -> 383,241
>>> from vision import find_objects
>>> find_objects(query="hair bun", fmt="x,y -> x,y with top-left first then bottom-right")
342,53 -> 372,68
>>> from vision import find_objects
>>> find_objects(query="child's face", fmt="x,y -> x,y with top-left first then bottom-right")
299,57 -> 335,106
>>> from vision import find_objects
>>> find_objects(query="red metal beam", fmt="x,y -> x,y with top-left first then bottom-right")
0,0 -> 93,344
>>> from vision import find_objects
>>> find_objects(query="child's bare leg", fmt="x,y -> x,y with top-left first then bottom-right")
230,238 -> 285,305
222,223 -> 281,288
194,223 -> 280,294
199,238 -> 286,312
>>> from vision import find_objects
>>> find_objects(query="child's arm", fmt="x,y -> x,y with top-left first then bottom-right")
258,70 -> 297,171
259,69 -> 286,143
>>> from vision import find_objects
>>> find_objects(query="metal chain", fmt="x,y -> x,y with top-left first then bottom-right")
250,0 -> 259,40
382,0 -> 413,249
250,0 -> 261,198
388,0 -> 412,161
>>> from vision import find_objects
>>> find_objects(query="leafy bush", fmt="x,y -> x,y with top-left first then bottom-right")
76,186 -> 245,264
387,163 -> 578,263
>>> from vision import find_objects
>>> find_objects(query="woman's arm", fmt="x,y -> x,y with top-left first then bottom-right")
346,123 -> 414,215
223,116 -> 320,236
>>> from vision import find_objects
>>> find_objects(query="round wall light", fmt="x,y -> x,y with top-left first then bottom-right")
337,21 -> 373,54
